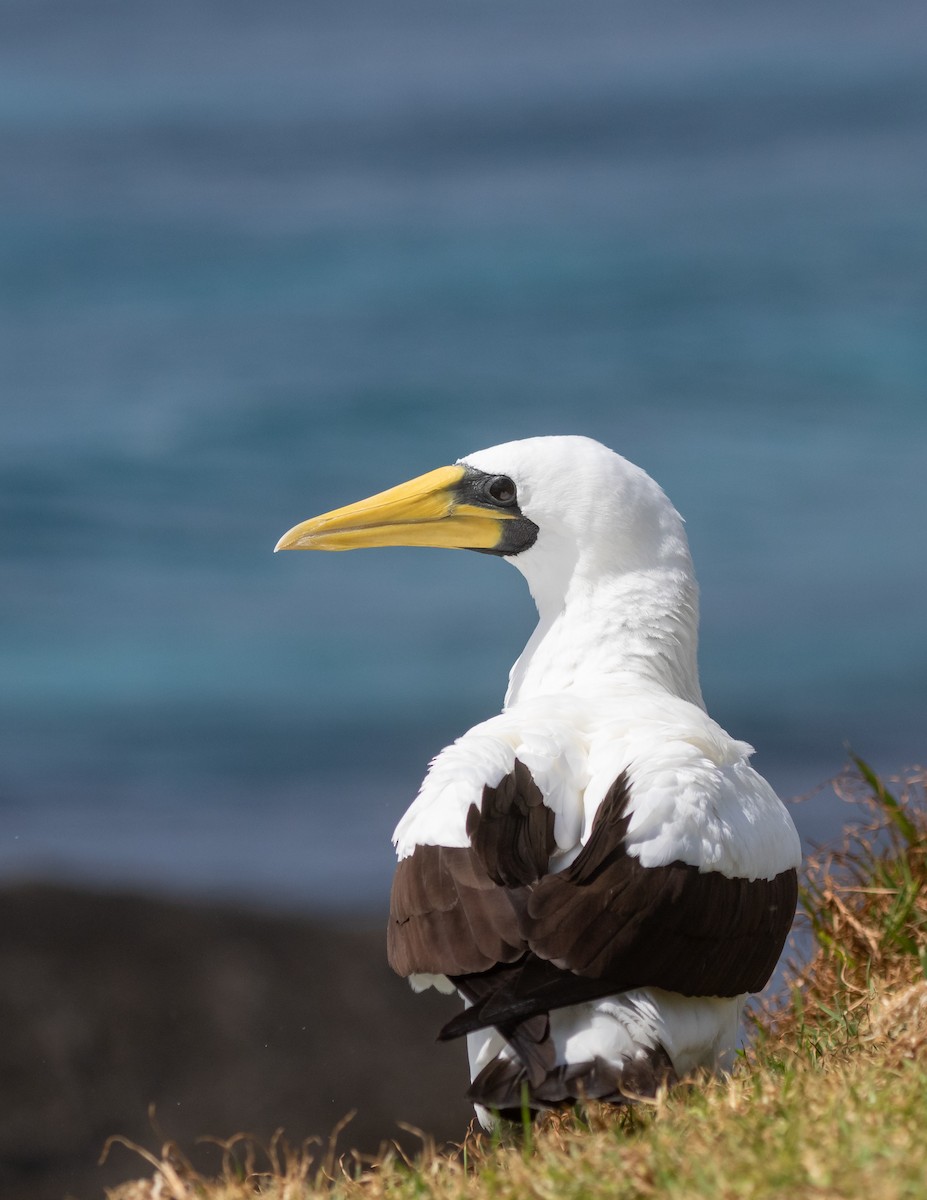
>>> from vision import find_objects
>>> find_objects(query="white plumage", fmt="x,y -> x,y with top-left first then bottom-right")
276,435 -> 801,1121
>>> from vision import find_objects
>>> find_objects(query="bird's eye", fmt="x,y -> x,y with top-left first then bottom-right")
485,475 -> 517,506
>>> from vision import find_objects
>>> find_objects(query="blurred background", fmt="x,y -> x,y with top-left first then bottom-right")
1,0 -> 925,1192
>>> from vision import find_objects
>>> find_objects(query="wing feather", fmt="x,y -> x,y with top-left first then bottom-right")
527,773 -> 797,995
390,762 -> 797,1045
388,758 -> 553,976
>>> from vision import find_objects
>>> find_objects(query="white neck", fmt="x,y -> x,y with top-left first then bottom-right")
504,538 -> 704,711
457,436 -> 706,712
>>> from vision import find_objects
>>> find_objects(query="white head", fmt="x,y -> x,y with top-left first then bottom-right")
459,435 -> 695,612
276,435 -> 703,707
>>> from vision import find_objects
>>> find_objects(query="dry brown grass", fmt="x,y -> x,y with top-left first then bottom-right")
755,760 -> 927,1056
103,760 -> 927,1200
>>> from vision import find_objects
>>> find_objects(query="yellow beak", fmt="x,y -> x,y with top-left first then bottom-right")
274,464 -> 516,553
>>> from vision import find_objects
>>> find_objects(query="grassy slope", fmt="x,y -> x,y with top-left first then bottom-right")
106,763 -> 927,1200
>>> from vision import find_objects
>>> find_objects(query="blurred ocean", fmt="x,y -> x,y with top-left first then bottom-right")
1,0 -> 925,911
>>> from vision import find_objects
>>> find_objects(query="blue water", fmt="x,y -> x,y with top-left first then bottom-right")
2,0 -> 925,910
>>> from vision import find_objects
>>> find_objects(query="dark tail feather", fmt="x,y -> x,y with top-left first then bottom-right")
442,1006 -> 554,1088
442,966 -> 554,1087
468,1047 -> 678,1113
441,956 -> 625,1041
439,1001 -> 490,1041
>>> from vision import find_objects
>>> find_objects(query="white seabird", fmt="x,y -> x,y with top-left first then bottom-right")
276,435 -> 800,1121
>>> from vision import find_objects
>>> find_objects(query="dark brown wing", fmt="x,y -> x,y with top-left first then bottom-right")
387,758 -> 556,977
527,773 -> 797,996
466,757 -> 555,888
441,772 -> 797,1041
388,842 -> 525,976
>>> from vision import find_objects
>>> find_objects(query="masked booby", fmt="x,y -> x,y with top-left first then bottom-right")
275,435 -> 800,1121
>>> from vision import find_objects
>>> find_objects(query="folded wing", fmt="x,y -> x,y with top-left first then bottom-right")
389,760 -> 797,1052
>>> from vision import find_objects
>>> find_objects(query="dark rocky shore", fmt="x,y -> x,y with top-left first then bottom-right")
0,884 -> 473,1200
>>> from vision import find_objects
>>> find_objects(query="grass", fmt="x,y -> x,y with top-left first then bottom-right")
103,761 -> 927,1200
